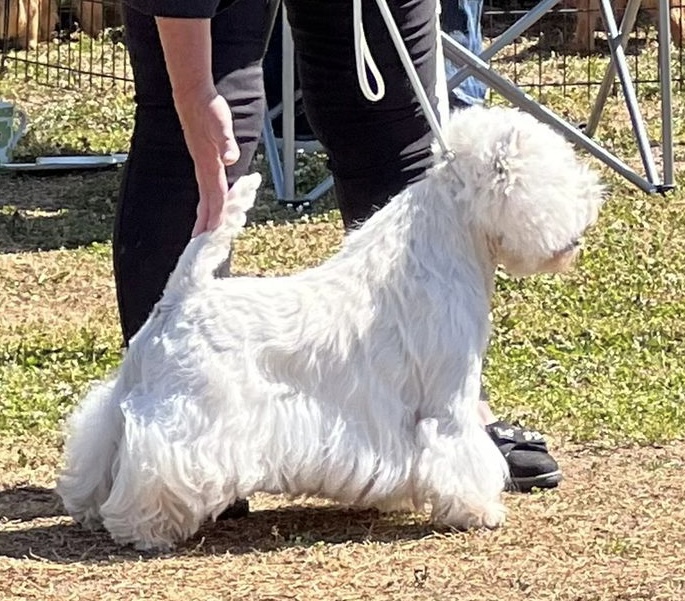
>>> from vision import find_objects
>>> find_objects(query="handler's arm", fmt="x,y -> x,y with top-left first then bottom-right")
156,17 -> 241,237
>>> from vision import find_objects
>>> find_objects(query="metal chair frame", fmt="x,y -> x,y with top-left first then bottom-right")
264,0 -> 676,209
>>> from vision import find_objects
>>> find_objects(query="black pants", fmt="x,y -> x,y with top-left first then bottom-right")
114,0 -> 438,343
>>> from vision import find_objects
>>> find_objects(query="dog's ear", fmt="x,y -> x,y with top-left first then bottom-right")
228,173 -> 262,212
493,127 -> 521,190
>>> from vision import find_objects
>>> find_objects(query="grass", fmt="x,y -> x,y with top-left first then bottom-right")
1,23 -> 685,445
1,22 -> 685,600
1,105 -> 684,444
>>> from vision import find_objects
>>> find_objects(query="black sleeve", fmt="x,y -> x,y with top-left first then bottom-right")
121,0 -> 233,18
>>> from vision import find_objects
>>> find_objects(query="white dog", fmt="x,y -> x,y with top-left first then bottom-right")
57,106 -> 604,550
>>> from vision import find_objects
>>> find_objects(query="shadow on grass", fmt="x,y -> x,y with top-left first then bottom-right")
0,485 -> 435,563
0,154 -> 338,254
0,486 -> 67,521
0,169 -> 120,253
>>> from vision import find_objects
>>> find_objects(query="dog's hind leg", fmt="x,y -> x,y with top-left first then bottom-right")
57,378 -> 124,528
99,442 -> 205,551
415,417 -> 508,530
97,393 -> 244,550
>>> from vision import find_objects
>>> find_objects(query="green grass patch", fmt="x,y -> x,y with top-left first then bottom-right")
0,328 -> 121,434
1,32 -> 684,446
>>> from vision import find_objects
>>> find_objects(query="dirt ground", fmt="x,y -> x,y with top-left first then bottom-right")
1,436 -> 684,601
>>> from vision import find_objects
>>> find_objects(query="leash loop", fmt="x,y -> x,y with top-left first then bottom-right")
353,0 -> 386,102
353,0 -> 456,165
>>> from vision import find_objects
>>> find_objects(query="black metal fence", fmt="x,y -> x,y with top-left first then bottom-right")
478,1 -> 684,96
1,1 -> 682,97
1,0 -> 129,89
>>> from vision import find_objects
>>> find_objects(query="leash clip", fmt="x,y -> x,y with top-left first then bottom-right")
442,148 -> 457,163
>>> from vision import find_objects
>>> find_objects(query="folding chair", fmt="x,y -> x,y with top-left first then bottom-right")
264,0 -> 676,209
441,0 -> 675,194
261,6 -> 333,210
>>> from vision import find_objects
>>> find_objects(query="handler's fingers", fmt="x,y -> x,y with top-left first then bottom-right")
220,134 -> 240,166
192,164 -> 228,237
207,97 -> 240,166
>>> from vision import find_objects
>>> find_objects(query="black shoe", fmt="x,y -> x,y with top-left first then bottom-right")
216,498 -> 250,520
485,421 -> 563,493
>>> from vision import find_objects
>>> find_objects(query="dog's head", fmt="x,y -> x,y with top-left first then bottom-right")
441,106 -> 604,277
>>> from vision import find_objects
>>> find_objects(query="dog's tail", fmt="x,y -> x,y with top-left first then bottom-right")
166,173 -> 262,291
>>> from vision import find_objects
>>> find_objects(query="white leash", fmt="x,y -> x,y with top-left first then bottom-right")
352,0 -> 385,102
352,0 -> 455,162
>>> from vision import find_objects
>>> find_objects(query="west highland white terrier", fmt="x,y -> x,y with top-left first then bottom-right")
57,106 -> 604,550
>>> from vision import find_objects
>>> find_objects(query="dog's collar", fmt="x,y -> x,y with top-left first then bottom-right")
435,149 -> 466,188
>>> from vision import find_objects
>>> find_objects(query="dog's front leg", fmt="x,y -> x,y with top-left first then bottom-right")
414,378 -> 508,530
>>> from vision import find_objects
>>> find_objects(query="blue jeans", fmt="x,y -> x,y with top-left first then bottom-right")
442,0 -> 486,106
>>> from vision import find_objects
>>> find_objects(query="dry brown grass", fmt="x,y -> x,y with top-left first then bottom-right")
1,436 -> 684,601
0,246 -> 117,343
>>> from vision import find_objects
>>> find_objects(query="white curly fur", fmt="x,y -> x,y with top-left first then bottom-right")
57,106 -> 604,550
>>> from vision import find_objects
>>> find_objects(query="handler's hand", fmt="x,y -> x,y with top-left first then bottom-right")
175,90 -> 241,237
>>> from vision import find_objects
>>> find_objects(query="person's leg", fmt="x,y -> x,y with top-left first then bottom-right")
284,0 -> 438,228
113,0 -> 278,343
440,0 -> 487,108
113,0 -> 278,520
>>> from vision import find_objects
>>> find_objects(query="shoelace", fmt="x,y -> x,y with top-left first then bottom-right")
352,0 -> 456,164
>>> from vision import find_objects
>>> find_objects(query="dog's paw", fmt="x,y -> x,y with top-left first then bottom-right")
431,499 -> 506,530
106,527 -> 177,552
61,504 -> 105,531
476,503 -> 506,529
